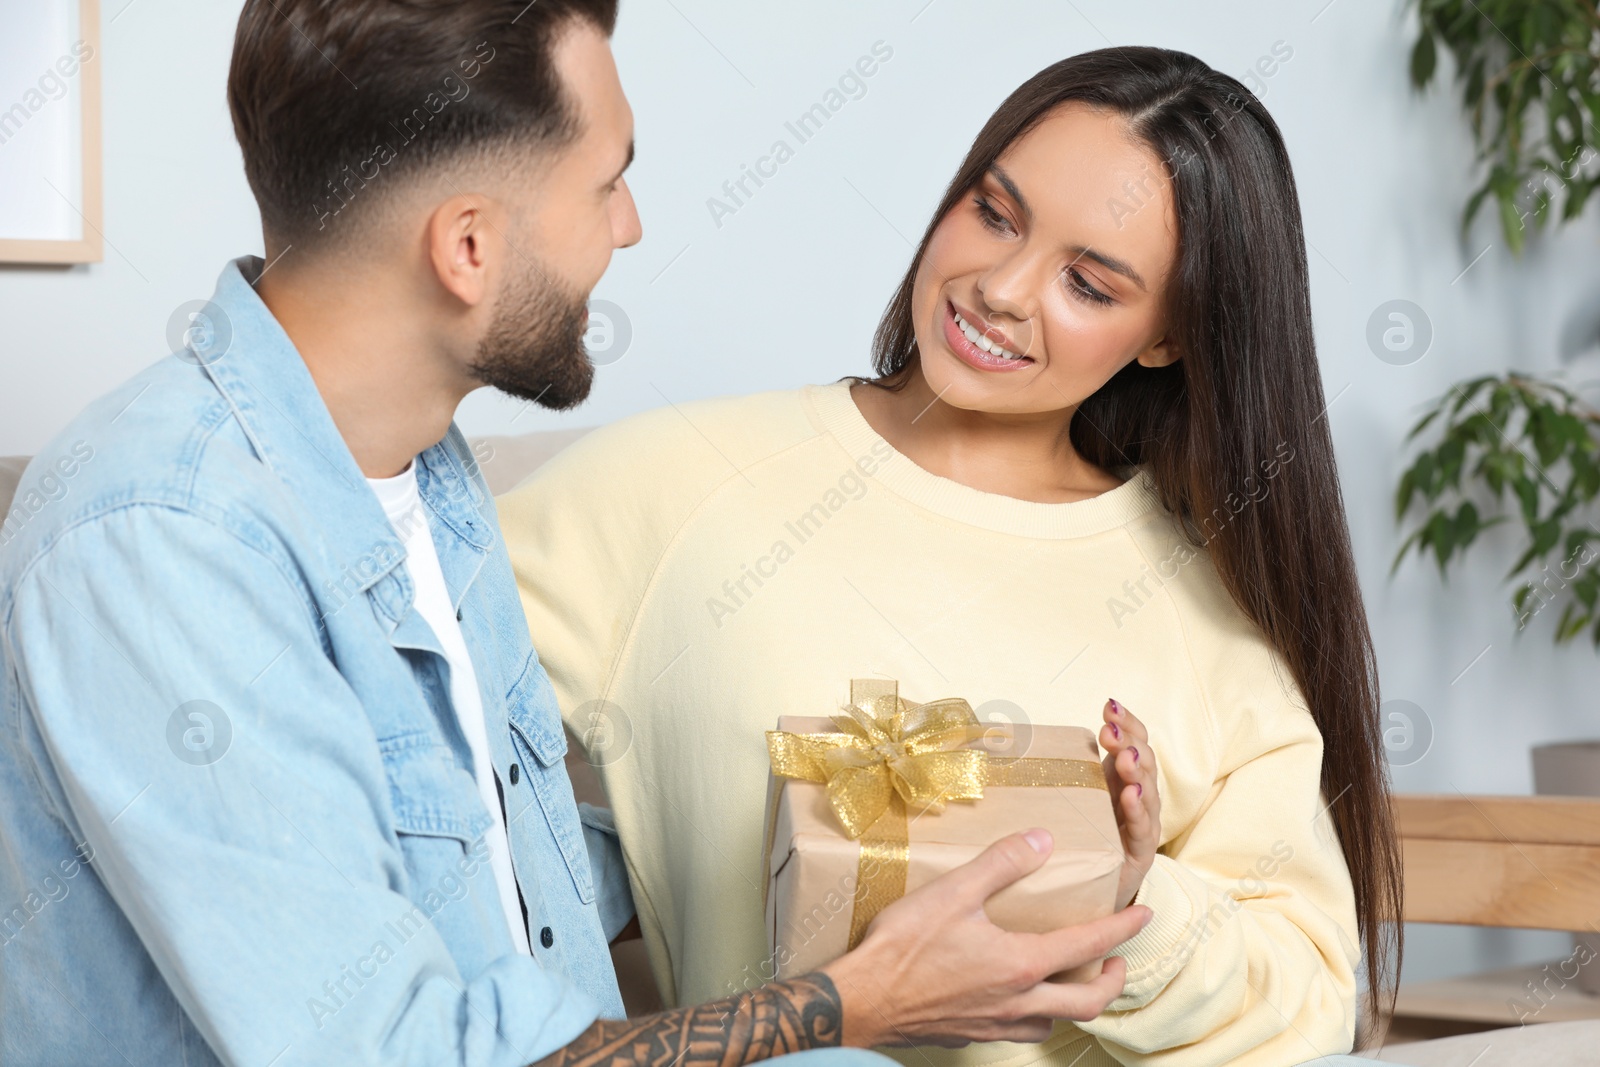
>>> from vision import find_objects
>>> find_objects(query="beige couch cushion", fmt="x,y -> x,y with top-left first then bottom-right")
0,455 -> 27,521
472,429 -> 593,496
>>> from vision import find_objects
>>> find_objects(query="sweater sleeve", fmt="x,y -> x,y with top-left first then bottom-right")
1072,643 -> 1362,1066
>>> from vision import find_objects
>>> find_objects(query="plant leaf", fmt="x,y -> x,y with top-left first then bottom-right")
1412,30 -> 1439,88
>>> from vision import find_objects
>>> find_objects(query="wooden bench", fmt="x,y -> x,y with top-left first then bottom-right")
1381,793 -> 1600,1046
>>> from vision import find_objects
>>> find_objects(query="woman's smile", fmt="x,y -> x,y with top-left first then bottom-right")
941,298 -> 1034,372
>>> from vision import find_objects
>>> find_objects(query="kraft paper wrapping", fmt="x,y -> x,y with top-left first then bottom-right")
763,713 -> 1124,983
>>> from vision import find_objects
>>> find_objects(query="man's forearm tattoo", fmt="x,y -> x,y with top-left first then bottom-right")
535,972 -> 845,1067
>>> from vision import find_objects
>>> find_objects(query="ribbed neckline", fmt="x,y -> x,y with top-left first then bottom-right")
804,379 -> 1162,540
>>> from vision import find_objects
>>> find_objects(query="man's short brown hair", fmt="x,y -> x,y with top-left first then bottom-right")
227,0 -> 618,244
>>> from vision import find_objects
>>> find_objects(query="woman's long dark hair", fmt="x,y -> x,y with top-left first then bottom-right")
866,46 -> 1401,1031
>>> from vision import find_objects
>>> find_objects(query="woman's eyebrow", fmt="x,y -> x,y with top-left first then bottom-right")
988,163 -> 1148,292
988,164 -> 1033,222
1069,245 -> 1147,291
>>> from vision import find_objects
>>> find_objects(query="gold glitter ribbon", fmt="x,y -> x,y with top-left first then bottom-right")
766,679 -> 1108,950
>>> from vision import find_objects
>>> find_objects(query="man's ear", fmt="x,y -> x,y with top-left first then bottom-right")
1135,334 -> 1181,369
426,194 -> 498,308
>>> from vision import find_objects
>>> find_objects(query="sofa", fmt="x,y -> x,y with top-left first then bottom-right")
3,435 -> 1597,1064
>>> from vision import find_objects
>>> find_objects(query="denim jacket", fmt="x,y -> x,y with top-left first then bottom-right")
0,257 -> 632,1066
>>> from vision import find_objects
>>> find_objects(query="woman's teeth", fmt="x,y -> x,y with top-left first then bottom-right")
952,309 -> 1025,360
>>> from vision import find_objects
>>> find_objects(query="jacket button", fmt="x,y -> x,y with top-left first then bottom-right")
540,926 -> 554,949
455,607 -> 463,621
508,763 -> 520,786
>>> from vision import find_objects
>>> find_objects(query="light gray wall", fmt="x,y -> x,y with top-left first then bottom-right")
2,0 -> 1595,985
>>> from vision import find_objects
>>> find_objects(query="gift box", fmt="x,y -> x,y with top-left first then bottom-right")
762,679 -> 1123,983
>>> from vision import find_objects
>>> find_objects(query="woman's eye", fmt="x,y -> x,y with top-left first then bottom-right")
1065,267 -> 1114,307
972,196 -> 1013,234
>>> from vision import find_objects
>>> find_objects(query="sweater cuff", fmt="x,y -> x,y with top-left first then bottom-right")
1105,854 -> 1208,1008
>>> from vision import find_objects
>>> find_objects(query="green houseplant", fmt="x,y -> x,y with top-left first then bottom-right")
1399,0 -> 1600,638
1408,0 -> 1600,255
1402,0 -> 1600,993
1394,375 -> 1600,641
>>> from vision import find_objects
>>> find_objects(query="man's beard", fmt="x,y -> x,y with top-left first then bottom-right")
469,257 -> 594,411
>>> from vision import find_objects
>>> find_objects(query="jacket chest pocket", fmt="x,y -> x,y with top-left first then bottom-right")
505,653 -> 596,905
377,730 -> 494,847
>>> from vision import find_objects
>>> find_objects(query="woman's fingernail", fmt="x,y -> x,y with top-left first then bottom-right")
1132,746 -> 1140,763
1110,698 -> 1123,716
1024,828 -> 1052,853
1110,722 -> 1120,740
1136,782 -> 1143,797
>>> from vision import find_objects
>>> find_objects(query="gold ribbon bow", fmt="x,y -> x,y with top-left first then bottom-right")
766,679 -> 1107,950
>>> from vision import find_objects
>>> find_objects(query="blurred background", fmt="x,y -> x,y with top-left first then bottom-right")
3,0 -> 1599,1004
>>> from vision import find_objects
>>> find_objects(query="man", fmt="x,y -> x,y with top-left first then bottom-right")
0,2 -> 1150,1064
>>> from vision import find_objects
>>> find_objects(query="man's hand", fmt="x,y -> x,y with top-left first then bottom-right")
821,828 -> 1152,1048
533,830 -> 1147,1067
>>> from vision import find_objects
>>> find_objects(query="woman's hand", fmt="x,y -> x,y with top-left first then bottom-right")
1099,698 -> 1162,910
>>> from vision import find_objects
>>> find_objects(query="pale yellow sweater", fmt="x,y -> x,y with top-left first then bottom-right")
499,381 -> 1360,1067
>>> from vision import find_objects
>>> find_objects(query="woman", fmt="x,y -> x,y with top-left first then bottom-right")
500,46 -> 1401,1067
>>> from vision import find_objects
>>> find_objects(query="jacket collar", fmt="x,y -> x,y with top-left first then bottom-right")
198,256 -> 493,633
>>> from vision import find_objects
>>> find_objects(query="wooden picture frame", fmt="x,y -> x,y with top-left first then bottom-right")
0,0 -> 102,265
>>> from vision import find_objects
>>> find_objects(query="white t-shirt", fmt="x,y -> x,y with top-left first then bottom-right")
366,461 -> 532,956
